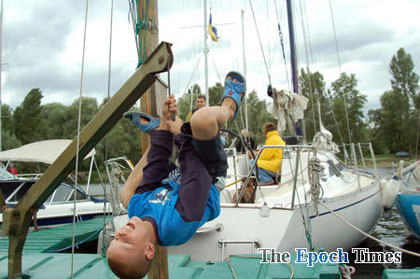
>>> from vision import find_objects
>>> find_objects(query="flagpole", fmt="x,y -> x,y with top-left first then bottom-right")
203,0 -> 209,105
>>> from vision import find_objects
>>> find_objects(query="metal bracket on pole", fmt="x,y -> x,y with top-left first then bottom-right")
3,41 -> 173,279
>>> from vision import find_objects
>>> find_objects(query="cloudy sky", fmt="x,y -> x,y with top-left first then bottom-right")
2,0 -> 420,113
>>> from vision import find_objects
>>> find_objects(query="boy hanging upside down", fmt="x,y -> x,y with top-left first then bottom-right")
106,71 -> 246,278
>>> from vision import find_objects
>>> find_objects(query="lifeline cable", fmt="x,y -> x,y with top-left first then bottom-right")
248,0 -> 272,85
320,202 -> 420,258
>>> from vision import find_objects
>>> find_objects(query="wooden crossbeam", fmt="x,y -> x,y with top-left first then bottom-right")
3,41 -> 173,279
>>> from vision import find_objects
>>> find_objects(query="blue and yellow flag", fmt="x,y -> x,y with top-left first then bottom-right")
208,13 -> 219,42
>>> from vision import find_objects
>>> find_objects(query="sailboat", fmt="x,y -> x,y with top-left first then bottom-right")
101,1 -> 390,263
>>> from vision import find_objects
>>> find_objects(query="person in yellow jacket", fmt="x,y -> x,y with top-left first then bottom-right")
253,122 -> 285,185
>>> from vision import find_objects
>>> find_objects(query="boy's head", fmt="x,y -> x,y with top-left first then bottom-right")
196,95 -> 206,109
107,216 -> 156,278
263,122 -> 277,135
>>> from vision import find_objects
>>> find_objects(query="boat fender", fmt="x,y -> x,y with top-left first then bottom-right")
379,179 -> 401,218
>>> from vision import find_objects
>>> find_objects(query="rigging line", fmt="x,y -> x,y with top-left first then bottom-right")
183,53 -> 202,108
328,0 -> 352,144
107,0 -> 114,100
266,0 -> 272,77
273,0 -> 291,93
328,0 -> 342,73
320,202 -> 420,258
71,0 -> 90,277
248,0 -> 272,85
102,0 -> 114,254
301,0 -> 315,66
105,0 -> 114,163
209,55 -> 222,85
298,0 -> 317,134
326,90 -> 346,151
127,0 -> 140,63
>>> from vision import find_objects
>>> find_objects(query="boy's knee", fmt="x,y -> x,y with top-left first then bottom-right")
190,108 -> 217,130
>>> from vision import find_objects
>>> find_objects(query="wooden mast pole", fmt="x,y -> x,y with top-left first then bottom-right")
137,0 -> 169,278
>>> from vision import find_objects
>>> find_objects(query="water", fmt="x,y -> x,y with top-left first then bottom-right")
350,207 -> 420,278
347,167 -> 420,278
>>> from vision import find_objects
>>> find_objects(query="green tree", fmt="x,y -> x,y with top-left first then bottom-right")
1,104 -> 20,150
390,48 -> 420,109
208,82 -> 224,106
368,90 -> 406,153
330,73 -> 367,144
2,130 -> 21,150
38,103 -> 68,139
299,69 -> 330,141
369,48 -> 420,154
61,97 -> 99,139
389,48 -> 419,154
2,104 -> 14,135
96,98 -> 143,164
14,88 -> 43,144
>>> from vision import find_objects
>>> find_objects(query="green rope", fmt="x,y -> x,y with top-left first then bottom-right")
133,0 -> 150,67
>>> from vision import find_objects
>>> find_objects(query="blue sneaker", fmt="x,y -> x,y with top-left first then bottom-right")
221,71 -> 246,122
123,112 -> 160,133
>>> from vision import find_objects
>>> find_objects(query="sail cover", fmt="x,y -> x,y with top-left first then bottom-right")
0,139 -> 96,164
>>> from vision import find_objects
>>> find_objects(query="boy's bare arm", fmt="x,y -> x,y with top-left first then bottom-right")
121,147 -> 150,209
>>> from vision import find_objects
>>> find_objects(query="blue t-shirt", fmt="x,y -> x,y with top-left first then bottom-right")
128,179 -> 220,246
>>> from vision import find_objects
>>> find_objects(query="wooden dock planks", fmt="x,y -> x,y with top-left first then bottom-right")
0,217 -> 109,254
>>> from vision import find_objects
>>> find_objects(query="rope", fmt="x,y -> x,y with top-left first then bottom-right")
127,0 -> 139,62
132,0 -> 150,67
71,0 -> 89,277
248,0 -> 272,85
109,163 -> 124,215
308,157 -> 323,215
227,255 -> 294,279
106,0 -> 114,100
104,0 -> 114,163
328,0 -> 352,144
297,1 -> 317,137
339,264 -> 356,279
183,53 -> 202,97
273,0 -> 291,93
319,202 -> 420,258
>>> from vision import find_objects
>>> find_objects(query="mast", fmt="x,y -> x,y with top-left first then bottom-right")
286,0 -> 302,137
203,0 -> 209,105
136,0 -> 169,277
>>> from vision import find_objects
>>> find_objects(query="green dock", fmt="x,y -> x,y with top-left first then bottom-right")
0,217 -> 109,254
0,218 -> 343,278
0,252 -> 342,279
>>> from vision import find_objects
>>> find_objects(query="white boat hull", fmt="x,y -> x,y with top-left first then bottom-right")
0,200 -> 110,228
169,182 -> 381,261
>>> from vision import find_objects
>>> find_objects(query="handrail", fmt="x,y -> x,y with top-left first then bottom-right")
235,144 -> 314,206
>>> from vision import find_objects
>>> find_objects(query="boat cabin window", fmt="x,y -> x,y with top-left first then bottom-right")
4,182 -> 34,203
68,189 -> 88,201
327,159 -> 343,177
51,184 -> 73,202
0,168 -> 15,179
